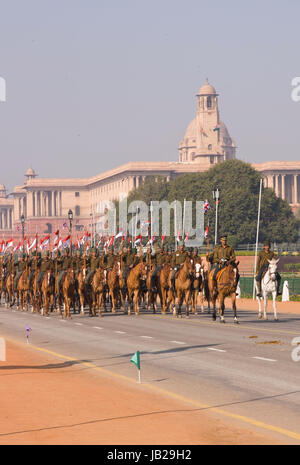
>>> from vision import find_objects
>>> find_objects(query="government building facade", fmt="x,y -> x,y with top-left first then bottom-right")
1,80 -> 300,240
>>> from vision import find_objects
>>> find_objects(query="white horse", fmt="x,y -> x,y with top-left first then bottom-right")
256,258 -> 279,321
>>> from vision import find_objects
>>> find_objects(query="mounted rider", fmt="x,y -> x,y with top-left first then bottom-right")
207,235 -> 237,283
170,242 -> 189,291
255,240 -> 281,297
37,251 -> 54,289
14,253 -> 27,290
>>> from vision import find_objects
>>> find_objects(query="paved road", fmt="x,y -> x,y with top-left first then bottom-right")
1,305 -> 300,443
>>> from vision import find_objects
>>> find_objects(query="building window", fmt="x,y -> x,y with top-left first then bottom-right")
207,96 -> 212,108
75,192 -> 80,197
75,205 -> 80,216
208,144 -> 212,150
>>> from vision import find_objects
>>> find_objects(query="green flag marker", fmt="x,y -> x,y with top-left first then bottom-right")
130,351 -> 141,383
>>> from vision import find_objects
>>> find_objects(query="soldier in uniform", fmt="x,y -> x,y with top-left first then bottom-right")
255,240 -> 281,297
37,251 -> 54,289
170,242 -> 189,291
14,253 -> 27,290
57,248 -> 74,293
104,247 -> 116,270
86,248 -> 99,284
207,235 -> 236,282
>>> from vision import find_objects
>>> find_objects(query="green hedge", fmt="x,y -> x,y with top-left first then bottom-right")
239,277 -> 300,299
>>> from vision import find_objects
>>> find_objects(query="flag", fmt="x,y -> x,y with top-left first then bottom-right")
162,234 -> 165,244
205,225 -> 209,239
115,230 -> 123,240
13,242 -> 21,252
0,241 -> 4,253
62,235 -> 71,248
213,124 -> 220,131
53,230 -> 59,245
40,235 -> 50,250
176,229 -> 181,242
130,351 -> 140,370
62,221 -> 68,230
184,232 -> 189,243
134,234 -> 142,246
200,127 -> 206,136
146,235 -> 156,247
28,235 -> 37,251
5,238 -> 13,249
204,200 -> 211,213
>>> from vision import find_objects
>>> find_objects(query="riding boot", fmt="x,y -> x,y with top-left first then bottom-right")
256,280 -> 262,298
276,279 -> 282,296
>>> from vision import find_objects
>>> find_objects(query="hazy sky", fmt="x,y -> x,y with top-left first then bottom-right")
0,0 -> 299,191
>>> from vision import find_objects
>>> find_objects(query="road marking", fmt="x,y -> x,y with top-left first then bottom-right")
253,356 -> 277,362
115,331 -> 126,334
93,326 -> 103,330
170,341 -> 185,345
16,339 -> 300,443
140,336 -> 153,339
74,323 -> 83,326
207,347 -> 226,352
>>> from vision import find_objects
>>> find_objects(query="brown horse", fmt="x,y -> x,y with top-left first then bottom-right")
157,263 -> 171,314
40,270 -> 55,316
91,268 -> 107,316
59,269 -> 76,319
146,264 -> 159,313
173,258 -> 194,318
107,262 -> 121,313
208,261 -> 239,323
127,262 -> 148,315
17,269 -> 30,311
5,272 -> 15,308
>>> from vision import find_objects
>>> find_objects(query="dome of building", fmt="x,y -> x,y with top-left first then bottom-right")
0,184 -> 6,191
25,167 -> 36,176
197,79 -> 217,95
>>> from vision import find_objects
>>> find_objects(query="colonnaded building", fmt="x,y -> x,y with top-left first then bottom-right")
1,80 -> 300,240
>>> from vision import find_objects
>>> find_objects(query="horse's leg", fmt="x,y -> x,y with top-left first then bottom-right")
134,290 -> 139,315
219,294 -> 225,323
231,293 -> 238,323
263,291 -> 268,320
273,291 -> 278,321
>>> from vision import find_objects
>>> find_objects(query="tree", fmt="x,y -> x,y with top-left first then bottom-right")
115,160 -> 300,246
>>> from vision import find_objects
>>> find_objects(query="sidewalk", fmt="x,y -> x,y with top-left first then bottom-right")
236,298 -> 300,315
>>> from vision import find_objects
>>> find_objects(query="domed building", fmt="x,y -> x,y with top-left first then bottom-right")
178,79 -> 236,165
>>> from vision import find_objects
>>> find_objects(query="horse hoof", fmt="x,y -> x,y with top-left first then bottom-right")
258,313 -> 262,320
274,317 -> 279,321
234,318 -> 239,324
220,318 -> 225,324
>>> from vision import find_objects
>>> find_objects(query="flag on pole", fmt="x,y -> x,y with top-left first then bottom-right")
28,235 -> 37,251
204,200 -> 211,213
130,351 -> 140,370
213,124 -> 220,131
53,230 -> 59,246
204,225 -> 209,239
176,229 -> 181,242
40,235 -> 50,250
184,232 -> 189,243
162,234 -> 165,244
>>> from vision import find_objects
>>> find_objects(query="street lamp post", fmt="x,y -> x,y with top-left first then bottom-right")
212,188 -> 220,245
68,209 -> 73,255
21,214 -> 25,252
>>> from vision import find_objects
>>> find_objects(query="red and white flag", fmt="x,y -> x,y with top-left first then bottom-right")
28,235 -> 37,251
5,238 -> 13,250
40,235 -> 50,250
204,225 -> 209,239
62,235 -> 71,249
53,230 -> 59,246
184,232 -> 189,243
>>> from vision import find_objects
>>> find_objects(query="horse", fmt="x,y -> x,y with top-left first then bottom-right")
200,257 -> 211,313
126,262 -> 148,315
173,258 -> 194,318
256,258 -> 279,321
107,261 -> 121,313
59,269 -> 76,319
40,270 -> 55,316
16,269 -> 30,311
146,263 -> 159,313
91,268 -> 107,317
208,260 -> 239,323
5,272 -> 15,308
157,263 -> 171,314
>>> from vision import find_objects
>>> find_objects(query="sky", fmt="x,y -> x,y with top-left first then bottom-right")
0,0 -> 299,191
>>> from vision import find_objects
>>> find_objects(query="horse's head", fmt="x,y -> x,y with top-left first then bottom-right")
267,258 -> 279,281
140,262 -> 148,281
195,262 -> 202,278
